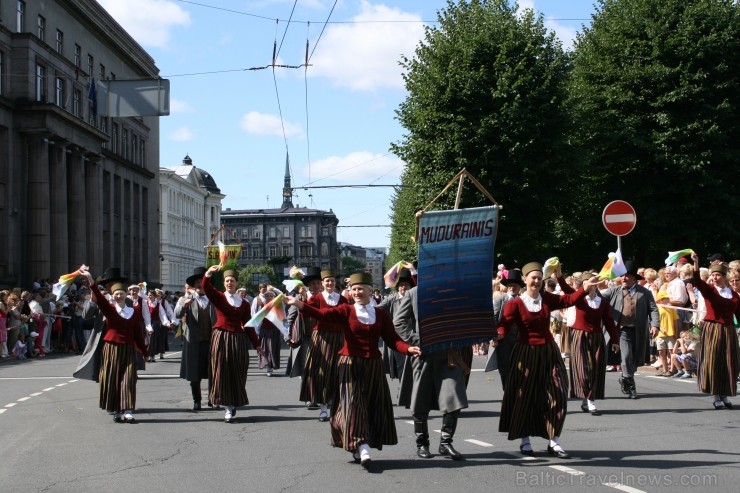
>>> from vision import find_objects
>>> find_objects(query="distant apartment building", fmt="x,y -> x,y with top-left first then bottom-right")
220,157 -> 340,277
0,0 -> 161,287
159,155 -> 224,291
364,247 -> 387,291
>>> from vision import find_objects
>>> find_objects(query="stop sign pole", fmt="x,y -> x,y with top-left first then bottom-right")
602,200 -> 637,251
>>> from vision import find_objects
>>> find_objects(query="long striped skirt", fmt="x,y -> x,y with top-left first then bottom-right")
569,330 -> 607,400
210,329 -> 250,407
697,321 -> 739,397
300,330 -> 343,404
499,341 -> 568,440
331,355 -> 397,451
258,325 -> 282,370
99,342 -> 138,412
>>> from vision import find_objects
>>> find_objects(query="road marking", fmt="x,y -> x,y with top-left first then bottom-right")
55,383 -> 68,387
549,465 -> 586,476
42,387 -> 55,391
5,403 -> 17,408
404,420 -> 414,425
0,409 -> 5,415
0,376 -> 81,381
139,374 -> 180,379
69,379 -> 79,383
603,482 -> 646,493
30,392 -> 43,396
17,397 -> 31,402
465,439 -> 493,447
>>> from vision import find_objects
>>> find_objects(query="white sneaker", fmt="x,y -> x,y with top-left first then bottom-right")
267,368 -> 273,377
224,409 -> 233,422
359,444 -> 371,468
123,411 -> 135,423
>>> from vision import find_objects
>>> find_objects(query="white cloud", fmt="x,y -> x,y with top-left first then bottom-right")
299,151 -> 404,183
240,111 -> 303,138
169,99 -> 194,114
517,1 -> 578,50
308,1 -> 426,92
170,127 -> 195,142
97,0 -> 191,49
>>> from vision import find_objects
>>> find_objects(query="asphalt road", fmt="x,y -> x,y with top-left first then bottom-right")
1,341 -> 738,493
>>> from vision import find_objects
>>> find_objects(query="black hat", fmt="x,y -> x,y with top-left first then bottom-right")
302,267 -> 321,284
623,261 -> 644,280
397,268 -> 416,287
147,281 -> 163,290
707,253 -> 724,262
96,267 -> 128,286
501,269 -> 524,287
186,267 -> 207,286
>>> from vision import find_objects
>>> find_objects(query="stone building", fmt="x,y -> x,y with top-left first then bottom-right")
0,0 -> 161,287
159,155 -> 224,292
220,156 -> 340,277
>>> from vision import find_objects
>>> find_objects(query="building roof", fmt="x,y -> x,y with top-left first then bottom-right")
168,155 -> 221,194
222,206 -> 337,217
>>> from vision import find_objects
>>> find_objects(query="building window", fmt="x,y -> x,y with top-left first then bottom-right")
36,64 -> 45,102
112,123 -> 119,153
56,30 -> 63,54
321,242 -> 329,256
241,228 -> 249,239
73,89 -> 81,117
269,227 -> 276,239
251,247 -> 259,259
299,245 -> 312,257
321,227 -> 328,236
37,15 -> 45,40
17,1 -> 26,33
55,77 -> 64,107
74,44 -> 81,70
122,129 -> 128,159
87,54 -> 93,78
283,226 -> 290,237
132,135 -> 138,164
99,64 -> 105,80
300,226 -> 312,238
140,141 -> 146,166
269,245 -> 277,257
252,227 -> 261,239
0,52 -> 4,96
282,245 -> 291,257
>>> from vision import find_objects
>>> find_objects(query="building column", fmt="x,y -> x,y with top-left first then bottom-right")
85,156 -> 102,272
50,142 -> 69,276
67,148 -> 87,267
26,136 -> 51,281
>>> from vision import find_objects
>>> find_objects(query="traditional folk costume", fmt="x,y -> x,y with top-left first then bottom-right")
395,285 -> 468,460
176,267 -> 216,411
147,296 -> 176,361
300,269 -> 348,421
202,271 -> 260,422
558,275 -> 618,413
285,267 -> 321,381
692,265 -> 740,408
298,273 -> 411,464
90,282 -> 148,423
497,263 -> 586,458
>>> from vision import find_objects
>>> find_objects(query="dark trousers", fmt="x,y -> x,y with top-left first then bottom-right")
73,316 -> 85,353
190,341 -> 211,402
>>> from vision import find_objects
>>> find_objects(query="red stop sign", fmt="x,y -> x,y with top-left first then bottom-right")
602,200 -> 636,236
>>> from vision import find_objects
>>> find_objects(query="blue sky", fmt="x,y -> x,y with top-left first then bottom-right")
98,0 -> 596,249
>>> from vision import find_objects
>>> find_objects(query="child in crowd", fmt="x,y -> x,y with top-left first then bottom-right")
671,330 -> 700,379
12,331 -> 27,360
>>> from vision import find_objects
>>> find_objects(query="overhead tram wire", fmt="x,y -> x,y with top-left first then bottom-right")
271,20 -> 290,158
304,22 -> 312,184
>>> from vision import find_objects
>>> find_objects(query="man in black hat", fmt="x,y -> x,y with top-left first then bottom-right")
286,267 -> 322,384
378,267 -> 416,380
601,261 -> 659,399
175,267 -> 217,411
394,284 -> 468,460
707,253 -> 725,265
488,269 -> 524,388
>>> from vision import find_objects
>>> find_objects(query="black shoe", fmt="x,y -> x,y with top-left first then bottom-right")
628,389 -> 638,399
438,443 -> 463,460
519,444 -> 534,456
590,408 -> 602,416
193,401 -> 201,411
713,400 -> 725,410
722,399 -> 733,409
580,403 -> 589,413
307,402 -> 319,410
618,377 -> 629,395
159,354 -> 164,360
361,457 -> 372,469
352,450 -> 361,464
416,445 -> 432,459
113,414 -> 123,423
547,445 -> 571,459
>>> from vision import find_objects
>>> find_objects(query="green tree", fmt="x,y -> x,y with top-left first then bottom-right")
238,264 -> 278,294
569,0 -> 740,265
389,0 -> 573,267
340,257 -> 366,278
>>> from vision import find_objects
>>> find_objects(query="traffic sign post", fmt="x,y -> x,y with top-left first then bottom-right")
602,200 -> 636,251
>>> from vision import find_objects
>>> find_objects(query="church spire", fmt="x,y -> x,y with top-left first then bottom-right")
281,151 -> 294,209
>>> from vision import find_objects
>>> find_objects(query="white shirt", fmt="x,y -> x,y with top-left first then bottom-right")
520,293 -> 542,313
116,305 -> 134,320
354,303 -> 376,324
322,291 -> 340,307
586,295 -> 602,310
225,292 -> 243,307
667,277 -> 689,304
717,286 -> 733,300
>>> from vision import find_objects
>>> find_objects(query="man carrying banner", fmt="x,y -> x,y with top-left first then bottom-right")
394,284 -> 468,460
176,267 -> 216,411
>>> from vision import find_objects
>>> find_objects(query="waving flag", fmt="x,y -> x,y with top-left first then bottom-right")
217,241 -> 229,269
282,279 -> 305,293
289,265 -> 306,279
246,293 -> 288,338
543,257 -> 560,278
383,261 -> 405,289
665,249 -> 694,266
52,265 -> 87,300
598,248 -> 627,280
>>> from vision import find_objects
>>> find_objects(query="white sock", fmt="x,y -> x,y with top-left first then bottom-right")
359,443 -> 371,459
587,399 -> 596,410
320,404 -> 328,413
520,437 -> 532,450
549,436 -> 560,448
